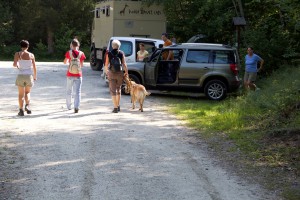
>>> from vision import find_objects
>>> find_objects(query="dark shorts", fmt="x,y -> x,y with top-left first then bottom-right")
108,71 -> 124,96
15,74 -> 34,87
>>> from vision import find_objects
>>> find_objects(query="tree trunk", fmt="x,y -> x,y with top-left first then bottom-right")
47,27 -> 54,54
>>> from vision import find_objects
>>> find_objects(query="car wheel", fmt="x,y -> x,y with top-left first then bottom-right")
121,74 -> 141,94
90,51 -> 103,71
204,80 -> 227,100
128,74 -> 141,84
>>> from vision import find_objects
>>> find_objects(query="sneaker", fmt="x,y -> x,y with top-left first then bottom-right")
74,108 -> 79,113
18,109 -> 24,116
112,108 -> 118,113
25,104 -> 32,114
117,106 -> 120,112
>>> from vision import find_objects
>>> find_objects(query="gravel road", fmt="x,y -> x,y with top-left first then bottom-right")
0,61 -> 279,200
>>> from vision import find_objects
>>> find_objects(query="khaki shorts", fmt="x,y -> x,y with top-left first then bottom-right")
108,71 -> 124,96
15,74 -> 34,87
244,71 -> 257,83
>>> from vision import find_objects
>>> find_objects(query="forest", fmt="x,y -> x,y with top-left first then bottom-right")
0,0 -> 299,71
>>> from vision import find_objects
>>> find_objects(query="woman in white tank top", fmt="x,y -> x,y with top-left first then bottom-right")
13,40 -> 37,116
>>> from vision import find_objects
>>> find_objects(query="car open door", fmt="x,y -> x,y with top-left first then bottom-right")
144,49 -> 161,86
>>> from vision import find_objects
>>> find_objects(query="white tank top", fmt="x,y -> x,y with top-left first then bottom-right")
18,52 -> 33,75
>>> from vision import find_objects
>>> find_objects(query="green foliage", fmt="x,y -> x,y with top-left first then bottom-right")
241,0 -> 300,72
144,0 -> 300,74
1,0 -> 96,55
168,65 -> 300,199
0,1 -> 13,45
0,45 -> 19,59
32,40 -> 48,58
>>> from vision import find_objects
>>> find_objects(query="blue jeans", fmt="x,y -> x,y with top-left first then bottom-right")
66,76 -> 82,109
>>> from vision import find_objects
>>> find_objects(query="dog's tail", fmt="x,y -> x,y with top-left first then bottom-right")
144,88 -> 151,96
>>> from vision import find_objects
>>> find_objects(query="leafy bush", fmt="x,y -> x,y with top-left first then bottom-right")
0,44 -> 19,58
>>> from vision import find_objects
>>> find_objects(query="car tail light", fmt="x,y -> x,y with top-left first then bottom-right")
230,64 -> 238,75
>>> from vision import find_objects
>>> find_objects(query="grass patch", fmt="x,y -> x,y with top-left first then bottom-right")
168,65 -> 300,199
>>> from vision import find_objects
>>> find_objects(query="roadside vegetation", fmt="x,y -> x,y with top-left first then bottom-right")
168,65 -> 300,200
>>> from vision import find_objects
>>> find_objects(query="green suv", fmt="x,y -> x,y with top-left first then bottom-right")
126,43 -> 241,100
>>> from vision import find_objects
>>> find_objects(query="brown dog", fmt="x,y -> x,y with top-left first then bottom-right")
124,76 -> 150,112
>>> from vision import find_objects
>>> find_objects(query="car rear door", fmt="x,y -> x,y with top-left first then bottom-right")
178,49 -> 214,86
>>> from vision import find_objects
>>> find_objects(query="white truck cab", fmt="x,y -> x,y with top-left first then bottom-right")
90,0 -> 166,71
106,36 -> 164,63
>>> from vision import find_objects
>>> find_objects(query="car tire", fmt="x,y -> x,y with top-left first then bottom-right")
128,74 -> 141,84
121,74 -> 141,94
204,80 -> 227,100
90,51 -> 103,71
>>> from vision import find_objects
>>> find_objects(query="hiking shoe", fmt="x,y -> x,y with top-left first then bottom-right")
18,109 -> 24,116
74,108 -> 79,113
117,106 -> 120,112
112,108 -> 118,113
25,104 -> 32,114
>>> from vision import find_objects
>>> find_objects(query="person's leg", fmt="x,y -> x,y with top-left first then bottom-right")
17,86 -> 25,116
109,74 -> 119,113
73,77 -> 82,112
24,86 -> 32,114
248,72 -> 257,91
115,73 -> 123,111
243,72 -> 250,90
249,82 -> 257,90
112,95 -> 118,109
66,77 -> 73,110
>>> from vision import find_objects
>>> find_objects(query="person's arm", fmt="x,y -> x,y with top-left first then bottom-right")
63,51 -> 70,64
166,40 -> 172,60
167,51 -> 171,60
137,51 -> 140,61
63,57 -> 69,64
80,52 -> 86,67
122,54 -> 128,76
13,52 -> 19,68
258,57 -> 264,72
104,53 -> 109,76
31,54 -> 37,80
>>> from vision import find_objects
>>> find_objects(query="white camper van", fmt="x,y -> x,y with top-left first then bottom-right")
90,0 -> 166,70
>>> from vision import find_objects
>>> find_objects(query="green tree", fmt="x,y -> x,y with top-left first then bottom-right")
144,0 -> 300,72
241,0 -> 300,72
10,0 -> 96,54
0,1 -> 13,45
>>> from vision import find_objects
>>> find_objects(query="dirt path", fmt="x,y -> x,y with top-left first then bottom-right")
0,61 -> 279,200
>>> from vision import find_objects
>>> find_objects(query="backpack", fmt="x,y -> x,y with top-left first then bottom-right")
109,51 -> 123,72
68,50 -> 83,74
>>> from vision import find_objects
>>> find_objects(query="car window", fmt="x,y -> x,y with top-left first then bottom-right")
136,42 -> 156,54
109,40 -> 133,57
213,50 -> 236,64
186,50 -> 210,63
172,49 -> 184,60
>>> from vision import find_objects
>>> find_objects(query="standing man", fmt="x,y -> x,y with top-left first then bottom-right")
63,39 -> 86,113
244,47 -> 264,91
161,33 -> 173,60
